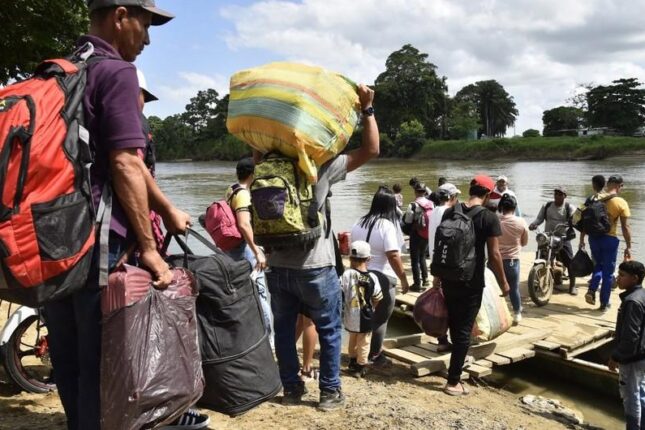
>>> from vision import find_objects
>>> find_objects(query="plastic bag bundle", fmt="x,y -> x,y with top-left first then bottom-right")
413,287 -> 449,338
570,249 -> 594,277
101,265 -> 204,430
227,62 -> 360,183
472,268 -> 512,342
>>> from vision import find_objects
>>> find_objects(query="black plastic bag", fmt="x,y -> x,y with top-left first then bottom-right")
101,265 -> 204,430
570,249 -> 594,277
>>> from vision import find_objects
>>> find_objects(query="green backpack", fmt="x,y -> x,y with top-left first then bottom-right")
250,155 -> 323,251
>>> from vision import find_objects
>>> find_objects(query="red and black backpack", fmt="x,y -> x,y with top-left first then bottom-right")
0,43 -> 99,306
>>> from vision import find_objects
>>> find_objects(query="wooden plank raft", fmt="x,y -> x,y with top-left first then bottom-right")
384,329 -> 550,377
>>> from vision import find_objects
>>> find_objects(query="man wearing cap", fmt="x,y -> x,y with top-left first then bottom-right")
42,3 -> 207,430
433,175 -> 509,396
404,182 -> 434,291
580,174 -> 632,311
488,175 -> 518,212
529,185 -> 578,295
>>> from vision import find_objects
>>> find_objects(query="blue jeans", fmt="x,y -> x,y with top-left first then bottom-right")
588,235 -> 620,306
503,259 -> 522,313
226,243 -> 272,340
619,360 -> 645,430
43,234 -> 128,430
266,266 -> 342,391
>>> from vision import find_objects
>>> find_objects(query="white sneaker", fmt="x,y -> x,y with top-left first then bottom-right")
513,312 -> 522,325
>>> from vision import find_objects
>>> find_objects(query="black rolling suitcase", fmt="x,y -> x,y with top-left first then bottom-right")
164,229 -> 281,416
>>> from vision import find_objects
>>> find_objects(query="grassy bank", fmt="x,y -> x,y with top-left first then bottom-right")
416,135 -> 645,160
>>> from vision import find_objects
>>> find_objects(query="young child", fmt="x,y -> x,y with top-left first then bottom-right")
341,241 -> 383,377
608,260 -> 645,429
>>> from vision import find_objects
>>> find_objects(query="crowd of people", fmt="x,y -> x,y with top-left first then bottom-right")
24,1 -> 640,429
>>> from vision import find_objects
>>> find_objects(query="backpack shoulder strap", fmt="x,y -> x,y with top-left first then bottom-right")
545,201 -> 553,211
226,183 -> 244,205
466,205 -> 486,219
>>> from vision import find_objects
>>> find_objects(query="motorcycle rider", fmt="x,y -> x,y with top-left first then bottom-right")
529,185 -> 578,295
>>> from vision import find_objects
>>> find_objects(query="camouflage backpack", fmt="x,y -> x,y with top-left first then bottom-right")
249,154 -> 323,251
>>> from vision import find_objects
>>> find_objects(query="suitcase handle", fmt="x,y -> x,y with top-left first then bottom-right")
0,96 -> 35,220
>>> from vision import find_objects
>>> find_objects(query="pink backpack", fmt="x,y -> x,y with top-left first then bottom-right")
204,185 -> 244,251
413,287 -> 448,338
414,200 -> 433,239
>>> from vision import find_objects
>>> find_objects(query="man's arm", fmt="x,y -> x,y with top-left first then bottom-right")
110,149 -> 172,287
487,236 -> 510,296
346,85 -> 379,173
529,205 -> 546,230
235,209 -> 266,270
143,163 -> 191,234
621,215 -> 632,260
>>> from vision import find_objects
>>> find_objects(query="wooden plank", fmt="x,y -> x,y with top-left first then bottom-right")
474,359 -> 493,368
384,348 -> 427,364
533,340 -> 561,351
496,348 -> 535,363
560,336 -> 613,360
485,354 -> 511,366
438,368 -> 469,381
413,342 -> 444,353
402,345 -> 437,359
383,333 -> 433,349
410,330 -> 549,376
466,364 -> 493,378
508,325 -> 533,335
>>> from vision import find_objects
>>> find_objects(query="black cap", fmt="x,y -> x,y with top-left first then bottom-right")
87,0 -> 174,26
607,174 -> 624,185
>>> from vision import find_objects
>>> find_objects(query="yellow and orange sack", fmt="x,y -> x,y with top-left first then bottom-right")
226,62 -> 360,183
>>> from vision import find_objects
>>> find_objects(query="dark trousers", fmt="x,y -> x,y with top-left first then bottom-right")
410,230 -> 428,285
442,285 -> 484,385
43,235 -> 128,430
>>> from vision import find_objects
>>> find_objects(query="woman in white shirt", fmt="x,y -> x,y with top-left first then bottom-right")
351,186 -> 409,366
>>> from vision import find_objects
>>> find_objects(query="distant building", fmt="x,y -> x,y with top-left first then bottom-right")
577,127 -> 619,137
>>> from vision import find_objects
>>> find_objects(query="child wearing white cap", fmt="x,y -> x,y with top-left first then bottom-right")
341,241 -> 383,377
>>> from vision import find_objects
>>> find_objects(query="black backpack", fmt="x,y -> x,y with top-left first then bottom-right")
430,204 -> 485,282
575,195 -> 614,236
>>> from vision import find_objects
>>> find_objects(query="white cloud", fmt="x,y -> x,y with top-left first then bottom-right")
220,0 -> 645,134
148,72 -> 229,118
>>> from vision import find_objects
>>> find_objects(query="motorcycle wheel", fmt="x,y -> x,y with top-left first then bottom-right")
2,315 -> 56,393
528,263 -> 553,307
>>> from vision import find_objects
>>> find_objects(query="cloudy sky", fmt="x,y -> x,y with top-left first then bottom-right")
137,0 -> 645,135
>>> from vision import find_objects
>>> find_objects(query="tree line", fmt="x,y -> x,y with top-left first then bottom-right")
541,78 -> 645,137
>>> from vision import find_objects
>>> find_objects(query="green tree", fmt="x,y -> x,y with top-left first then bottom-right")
374,44 -> 448,139
395,120 -> 426,157
0,0 -> 88,84
149,114 -> 195,160
455,80 -> 518,137
586,78 -> 645,135
182,88 -> 220,132
542,106 -> 584,136
522,129 -> 540,138
447,99 -> 480,139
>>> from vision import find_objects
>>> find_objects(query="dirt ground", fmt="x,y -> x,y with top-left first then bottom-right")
0,341 -> 574,430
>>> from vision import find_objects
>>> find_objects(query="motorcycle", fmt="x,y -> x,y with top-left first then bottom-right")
0,302 -> 55,393
527,223 -> 576,306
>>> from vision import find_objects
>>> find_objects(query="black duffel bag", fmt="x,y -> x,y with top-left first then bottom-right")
570,248 -> 595,278
164,229 -> 281,416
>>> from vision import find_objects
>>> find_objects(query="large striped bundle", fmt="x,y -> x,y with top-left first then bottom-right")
227,62 -> 360,183
471,268 -> 512,342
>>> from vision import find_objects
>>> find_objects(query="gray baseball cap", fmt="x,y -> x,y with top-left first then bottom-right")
87,0 -> 174,26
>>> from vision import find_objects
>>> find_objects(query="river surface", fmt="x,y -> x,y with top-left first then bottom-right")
157,155 -> 644,257
156,156 -> 642,429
